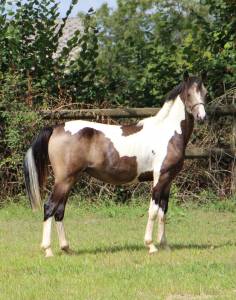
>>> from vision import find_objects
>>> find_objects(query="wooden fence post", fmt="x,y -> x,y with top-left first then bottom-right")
231,92 -> 236,195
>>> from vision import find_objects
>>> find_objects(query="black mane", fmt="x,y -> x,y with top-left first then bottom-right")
165,82 -> 184,102
165,77 -> 202,102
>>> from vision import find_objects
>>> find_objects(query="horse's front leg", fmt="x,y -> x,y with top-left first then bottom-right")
157,183 -> 171,250
144,171 -> 171,253
157,209 -> 168,248
144,171 -> 161,254
144,198 -> 159,254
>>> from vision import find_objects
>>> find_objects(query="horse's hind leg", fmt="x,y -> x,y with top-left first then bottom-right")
41,179 -> 73,257
54,198 -> 70,253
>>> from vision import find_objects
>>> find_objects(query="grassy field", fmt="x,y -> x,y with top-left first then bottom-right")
0,198 -> 236,300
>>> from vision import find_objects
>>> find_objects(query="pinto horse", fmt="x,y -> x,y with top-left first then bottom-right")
24,72 -> 207,257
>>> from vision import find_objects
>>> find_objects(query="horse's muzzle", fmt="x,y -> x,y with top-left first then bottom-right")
196,113 -> 207,123
195,104 -> 207,122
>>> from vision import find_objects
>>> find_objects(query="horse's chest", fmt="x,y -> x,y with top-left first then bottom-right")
131,128 -> 180,174
134,143 -> 168,173
105,139 -> 168,177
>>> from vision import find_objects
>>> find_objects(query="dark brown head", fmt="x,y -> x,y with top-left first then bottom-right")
166,71 -> 208,122
181,71 -> 207,122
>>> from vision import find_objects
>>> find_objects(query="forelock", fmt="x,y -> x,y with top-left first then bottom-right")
187,77 -> 202,90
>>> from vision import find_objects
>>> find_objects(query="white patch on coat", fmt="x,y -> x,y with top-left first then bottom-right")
64,96 -> 185,177
139,100 -> 174,125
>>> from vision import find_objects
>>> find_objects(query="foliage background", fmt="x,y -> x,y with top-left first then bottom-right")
0,0 -> 235,202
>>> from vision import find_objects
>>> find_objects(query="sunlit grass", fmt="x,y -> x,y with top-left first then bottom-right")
0,199 -> 236,300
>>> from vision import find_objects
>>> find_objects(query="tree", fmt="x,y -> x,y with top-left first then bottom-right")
191,0 -> 236,96
0,0 -> 100,107
86,0 -> 236,106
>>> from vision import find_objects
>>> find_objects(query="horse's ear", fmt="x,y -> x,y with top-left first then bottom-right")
183,71 -> 189,81
201,70 -> 207,82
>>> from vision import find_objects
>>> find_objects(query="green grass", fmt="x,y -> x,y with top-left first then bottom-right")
0,199 -> 236,300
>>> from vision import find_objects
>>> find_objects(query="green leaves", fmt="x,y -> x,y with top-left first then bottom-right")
93,0 -> 236,105
0,0 -> 101,105
0,1 -> 101,196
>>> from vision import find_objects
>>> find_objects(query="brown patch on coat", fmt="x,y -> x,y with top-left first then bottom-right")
151,116 -> 194,212
121,124 -> 143,136
160,117 -> 193,175
48,126 -> 138,185
138,171 -> 153,182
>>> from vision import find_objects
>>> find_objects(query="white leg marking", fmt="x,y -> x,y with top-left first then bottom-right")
41,217 -> 53,257
157,208 -> 169,250
153,171 -> 160,186
144,199 -> 159,254
56,221 -> 69,251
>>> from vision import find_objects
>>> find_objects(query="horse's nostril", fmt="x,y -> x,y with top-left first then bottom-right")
198,114 -> 207,123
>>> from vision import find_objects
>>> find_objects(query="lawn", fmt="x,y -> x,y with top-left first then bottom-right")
0,199 -> 236,300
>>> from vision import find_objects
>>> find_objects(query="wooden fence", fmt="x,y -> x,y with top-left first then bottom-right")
40,106 -> 236,120
39,105 -> 236,194
38,105 -> 236,159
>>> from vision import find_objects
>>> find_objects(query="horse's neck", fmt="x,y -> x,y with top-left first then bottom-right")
170,96 -> 194,144
155,100 -> 175,121
139,95 -> 194,142
151,95 -> 184,122
157,95 -> 194,144
182,112 -> 194,146
167,95 -> 186,119
138,98 -> 177,127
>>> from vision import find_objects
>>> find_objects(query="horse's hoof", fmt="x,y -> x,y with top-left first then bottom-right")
45,248 -> 54,258
61,244 -> 69,251
149,244 -> 158,254
61,246 -> 75,255
159,244 -> 171,252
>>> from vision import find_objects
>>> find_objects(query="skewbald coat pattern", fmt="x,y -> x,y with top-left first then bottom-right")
24,73 -> 207,257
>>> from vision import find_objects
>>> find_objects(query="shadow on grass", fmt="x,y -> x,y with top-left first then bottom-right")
59,240 -> 236,256
171,241 -> 236,250
75,243 -> 144,255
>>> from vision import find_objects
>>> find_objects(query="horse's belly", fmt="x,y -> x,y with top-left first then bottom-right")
86,165 -> 137,185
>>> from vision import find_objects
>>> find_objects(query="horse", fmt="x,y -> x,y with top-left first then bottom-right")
23,72 -> 207,257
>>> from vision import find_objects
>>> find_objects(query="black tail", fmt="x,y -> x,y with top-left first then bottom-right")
23,127 -> 53,211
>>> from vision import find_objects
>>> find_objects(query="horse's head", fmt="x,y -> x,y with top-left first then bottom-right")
181,71 -> 207,122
